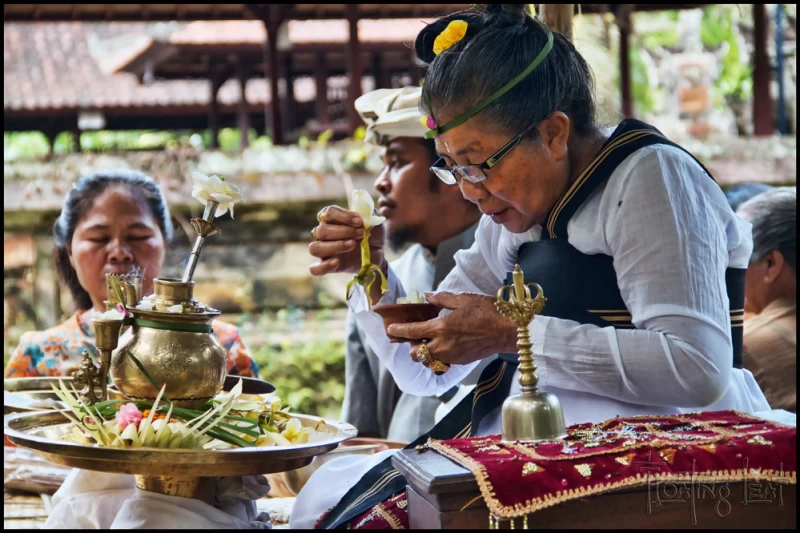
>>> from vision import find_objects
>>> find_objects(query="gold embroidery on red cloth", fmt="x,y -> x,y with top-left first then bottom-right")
490,449 -> 512,456
615,452 -> 636,466
748,435 -> 774,446
477,445 -> 502,452
659,449 -> 677,464
427,412 -> 796,521
522,462 -> 543,476
373,502 -> 405,530
574,464 -> 593,478
507,435 -> 724,462
698,444 -> 717,454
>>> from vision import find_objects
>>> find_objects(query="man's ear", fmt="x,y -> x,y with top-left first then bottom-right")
763,249 -> 785,283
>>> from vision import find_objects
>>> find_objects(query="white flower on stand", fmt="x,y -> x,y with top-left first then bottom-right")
191,172 -> 243,218
167,305 -> 184,314
349,190 -> 386,228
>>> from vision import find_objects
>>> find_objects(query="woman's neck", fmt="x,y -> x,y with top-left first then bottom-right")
566,127 -> 609,187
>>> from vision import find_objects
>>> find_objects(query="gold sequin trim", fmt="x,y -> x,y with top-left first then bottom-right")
659,448 -> 677,464
574,464 -> 593,478
373,502 -> 406,530
522,462 -> 543,476
615,453 -> 636,466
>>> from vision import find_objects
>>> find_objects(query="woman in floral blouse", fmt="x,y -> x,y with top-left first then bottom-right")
4,169 -> 259,379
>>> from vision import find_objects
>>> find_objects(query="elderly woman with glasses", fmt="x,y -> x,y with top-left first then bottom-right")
301,6 -> 769,528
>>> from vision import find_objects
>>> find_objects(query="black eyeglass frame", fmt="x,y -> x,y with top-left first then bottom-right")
430,122 -> 540,185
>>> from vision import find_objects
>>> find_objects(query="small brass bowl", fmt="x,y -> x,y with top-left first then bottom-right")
372,303 -> 440,342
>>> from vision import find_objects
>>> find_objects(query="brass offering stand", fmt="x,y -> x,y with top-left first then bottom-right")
71,201 -> 222,407
496,264 -> 567,442
5,193 -> 358,503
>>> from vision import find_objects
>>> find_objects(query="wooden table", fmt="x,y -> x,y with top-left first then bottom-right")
392,449 -> 796,529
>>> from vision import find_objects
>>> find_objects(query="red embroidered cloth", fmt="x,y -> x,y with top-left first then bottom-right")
347,490 -> 409,530
426,410 -> 796,520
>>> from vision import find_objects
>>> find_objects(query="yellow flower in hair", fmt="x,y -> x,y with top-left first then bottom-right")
433,20 -> 468,56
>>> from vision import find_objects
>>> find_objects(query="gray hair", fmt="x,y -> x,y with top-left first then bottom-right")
737,187 -> 796,271
414,4 -> 596,142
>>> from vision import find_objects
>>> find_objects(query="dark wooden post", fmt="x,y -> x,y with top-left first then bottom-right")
618,7 -> 633,118
208,60 -> 226,149
315,53 -> 329,126
540,4 -> 574,42
283,54 -> 296,134
372,52 -> 385,89
44,130 -> 57,160
346,4 -> 363,134
752,3 -> 773,136
261,6 -> 285,144
72,126 -> 81,153
235,57 -> 251,150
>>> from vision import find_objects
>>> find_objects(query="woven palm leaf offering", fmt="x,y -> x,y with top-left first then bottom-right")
49,378 -> 332,450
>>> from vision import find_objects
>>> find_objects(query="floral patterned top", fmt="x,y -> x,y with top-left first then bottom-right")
4,312 -> 259,379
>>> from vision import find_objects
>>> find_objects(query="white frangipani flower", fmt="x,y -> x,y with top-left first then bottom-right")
167,304 -> 184,314
349,189 -> 386,228
92,308 -> 125,321
191,172 -> 242,218
135,299 -> 155,311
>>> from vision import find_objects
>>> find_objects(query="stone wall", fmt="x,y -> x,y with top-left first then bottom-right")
3,137 -> 797,325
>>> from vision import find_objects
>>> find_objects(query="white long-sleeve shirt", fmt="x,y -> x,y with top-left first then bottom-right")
348,143 -> 769,428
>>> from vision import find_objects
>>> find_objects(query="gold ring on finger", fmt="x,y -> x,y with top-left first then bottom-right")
311,226 -> 319,241
427,357 -> 451,375
416,342 -> 431,364
317,209 -> 328,224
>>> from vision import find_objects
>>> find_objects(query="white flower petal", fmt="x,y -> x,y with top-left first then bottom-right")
350,190 -> 375,219
362,215 -> 386,228
210,193 -> 232,204
167,304 -> 183,313
192,172 -> 212,185
191,174 -> 242,217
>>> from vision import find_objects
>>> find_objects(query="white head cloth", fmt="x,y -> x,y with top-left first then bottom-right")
355,86 -> 427,146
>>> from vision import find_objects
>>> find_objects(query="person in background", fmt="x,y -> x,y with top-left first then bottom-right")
737,187 -> 796,412
4,169 -> 259,380
339,86 -> 484,443
725,183 -> 773,212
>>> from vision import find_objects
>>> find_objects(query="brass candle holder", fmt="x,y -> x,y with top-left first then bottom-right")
73,270 -> 141,405
496,264 -> 566,442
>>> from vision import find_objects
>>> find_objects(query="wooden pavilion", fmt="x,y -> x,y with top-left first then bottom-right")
3,4 -> 778,143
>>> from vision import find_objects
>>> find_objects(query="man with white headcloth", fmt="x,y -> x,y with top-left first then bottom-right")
340,86 -> 485,443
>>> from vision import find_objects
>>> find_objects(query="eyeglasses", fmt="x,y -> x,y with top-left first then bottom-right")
429,122 -> 539,185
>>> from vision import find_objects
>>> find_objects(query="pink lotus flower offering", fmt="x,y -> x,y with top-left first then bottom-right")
114,403 -> 143,429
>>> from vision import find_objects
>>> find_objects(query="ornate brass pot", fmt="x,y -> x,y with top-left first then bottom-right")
110,278 -> 227,407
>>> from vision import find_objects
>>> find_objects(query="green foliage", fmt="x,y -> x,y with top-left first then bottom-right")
701,5 -> 752,102
630,44 -> 655,115
4,132 -> 51,160
316,129 -> 335,147
252,337 -> 346,421
5,128 -> 274,161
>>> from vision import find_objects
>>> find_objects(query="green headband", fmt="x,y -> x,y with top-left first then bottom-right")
423,26 -> 554,139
